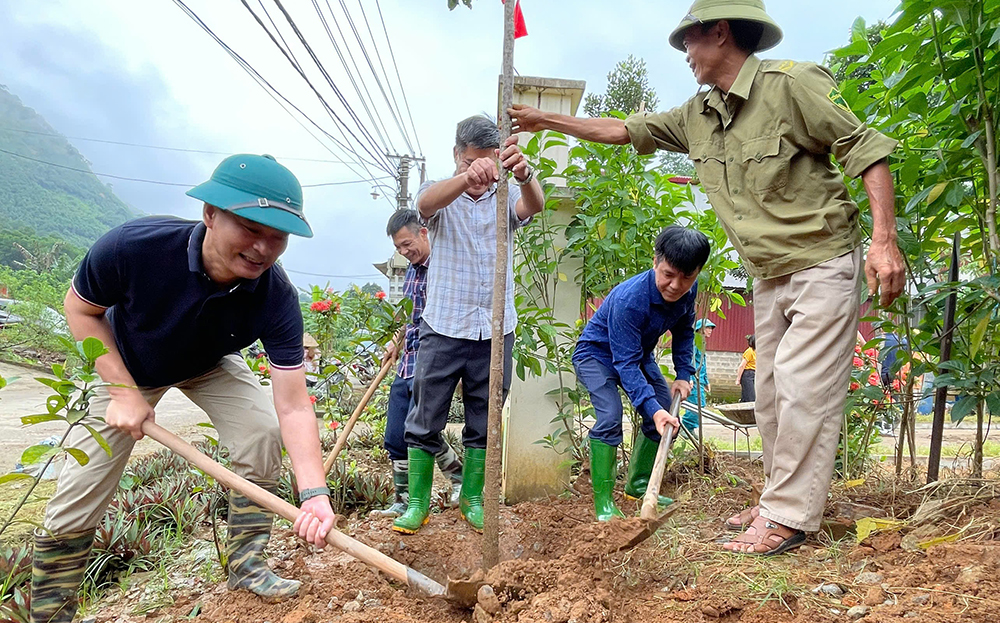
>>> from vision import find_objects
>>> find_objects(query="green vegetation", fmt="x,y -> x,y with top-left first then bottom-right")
0,86 -> 136,247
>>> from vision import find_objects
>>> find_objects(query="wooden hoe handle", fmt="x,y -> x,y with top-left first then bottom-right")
323,357 -> 394,474
640,393 -> 682,521
141,420 -> 446,598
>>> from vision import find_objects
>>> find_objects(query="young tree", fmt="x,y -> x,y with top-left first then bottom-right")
583,55 -> 659,117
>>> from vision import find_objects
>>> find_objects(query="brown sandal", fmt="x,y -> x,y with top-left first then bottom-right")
723,515 -> 806,556
724,505 -> 759,531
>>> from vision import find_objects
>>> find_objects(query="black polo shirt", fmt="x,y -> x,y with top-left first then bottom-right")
72,216 -> 304,388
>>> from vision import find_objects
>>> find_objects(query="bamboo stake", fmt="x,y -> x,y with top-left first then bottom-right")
482,0 -> 516,572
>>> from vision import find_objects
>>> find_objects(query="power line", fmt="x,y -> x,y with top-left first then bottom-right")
374,0 -> 422,156
353,0 -> 417,155
268,0 -> 397,175
0,126 -> 361,164
171,0 -> 391,194
283,267 -> 384,279
0,147 -> 390,189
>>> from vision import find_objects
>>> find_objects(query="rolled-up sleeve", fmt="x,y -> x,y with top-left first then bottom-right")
625,106 -> 690,156
791,64 -> 897,178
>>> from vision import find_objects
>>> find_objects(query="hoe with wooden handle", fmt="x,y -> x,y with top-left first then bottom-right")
140,420 -> 478,605
618,392 -> 683,551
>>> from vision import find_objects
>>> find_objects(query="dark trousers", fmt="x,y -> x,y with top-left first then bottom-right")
574,357 -> 671,446
740,369 -> 757,402
404,321 -> 514,454
384,375 -> 413,462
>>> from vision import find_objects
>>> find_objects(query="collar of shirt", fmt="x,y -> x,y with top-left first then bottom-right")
702,54 -> 762,125
645,269 -> 668,308
186,222 -> 261,293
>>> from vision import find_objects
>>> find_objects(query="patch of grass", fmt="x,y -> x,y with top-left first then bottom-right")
0,479 -> 57,544
872,440 -> 1000,458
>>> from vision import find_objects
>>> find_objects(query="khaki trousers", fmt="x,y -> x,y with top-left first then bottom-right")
754,247 -> 861,532
44,354 -> 282,534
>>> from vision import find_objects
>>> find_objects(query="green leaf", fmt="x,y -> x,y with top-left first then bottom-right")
21,413 -> 63,426
80,337 -> 109,363
21,444 -> 57,466
0,472 -> 35,485
851,16 -> 868,43
986,391 -> 1000,416
962,131 -> 983,148
65,448 -> 90,466
990,25 -> 1000,47
927,182 -> 949,205
51,363 -> 65,379
81,424 -> 112,458
66,409 -> 87,425
950,395 -> 977,424
970,314 -> 990,359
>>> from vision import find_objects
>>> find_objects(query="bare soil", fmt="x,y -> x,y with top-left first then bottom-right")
83,454 -> 1000,623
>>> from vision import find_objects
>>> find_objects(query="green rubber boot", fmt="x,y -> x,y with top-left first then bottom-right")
373,460 -> 409,518
435,444 -> 463,508
392,447 -> 435,534
227,483 -> 301,601
30,528 -> 95,623
624,434 -> 674,507
589,438 -> 626,522
458,447 -> 486,532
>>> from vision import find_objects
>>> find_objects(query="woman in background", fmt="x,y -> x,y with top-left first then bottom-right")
736,334 -> 756,402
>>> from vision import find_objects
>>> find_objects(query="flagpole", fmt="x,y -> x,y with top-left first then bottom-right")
482,0 -> 516,572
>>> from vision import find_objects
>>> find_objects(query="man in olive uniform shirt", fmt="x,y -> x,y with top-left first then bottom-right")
510,0 -> 904,555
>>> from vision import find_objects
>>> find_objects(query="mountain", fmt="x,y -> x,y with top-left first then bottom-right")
0,85 -> 137,247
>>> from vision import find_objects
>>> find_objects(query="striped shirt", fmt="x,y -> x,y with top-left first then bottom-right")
417,180 -> 527,340
397,259 -> 428,379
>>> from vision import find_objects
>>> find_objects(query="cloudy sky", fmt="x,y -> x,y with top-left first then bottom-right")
0,0 -> 898,291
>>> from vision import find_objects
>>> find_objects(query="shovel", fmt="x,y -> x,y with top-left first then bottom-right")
322,355 -> 394,474
618,393 -> 683,551
140,420 -> 480,605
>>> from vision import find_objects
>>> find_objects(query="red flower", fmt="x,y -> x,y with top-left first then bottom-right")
375,291 -> 387,300
853,357 -> 864,368
256,352 -> 265,359
864,348 -> 878,360
891,379 -> 901,391
327,420 -> 340,430
868,373 -> 880,386
309,395 -> 318,404
872,399 -> 881,406
850,381 -> 860,391
855,344 -> 862,354
310,300 -> 332,313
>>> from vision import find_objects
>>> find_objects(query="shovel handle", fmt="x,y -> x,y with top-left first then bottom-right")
640,393 -> 682,521
141,420 -> 446,598
322,357 -> 394,474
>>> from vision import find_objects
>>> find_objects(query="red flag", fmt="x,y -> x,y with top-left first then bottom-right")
501,0 -> 528,38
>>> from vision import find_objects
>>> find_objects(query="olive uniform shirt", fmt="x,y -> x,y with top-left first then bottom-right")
625,55 -> 897,279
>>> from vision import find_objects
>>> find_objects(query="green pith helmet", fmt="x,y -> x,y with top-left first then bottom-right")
668,0 -> 783,53
187,154 -> 313,238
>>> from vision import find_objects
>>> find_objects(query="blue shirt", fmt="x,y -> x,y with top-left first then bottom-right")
692,347 -> 710,406
72,216 -> 304,388
397,259 -> 428,380
573,269 -> 697,420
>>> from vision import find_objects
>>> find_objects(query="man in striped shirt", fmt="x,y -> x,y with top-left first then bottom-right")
392,115 -> 544,534
375,209 -> 463,518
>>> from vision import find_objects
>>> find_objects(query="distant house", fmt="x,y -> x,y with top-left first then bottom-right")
373,252 -> 408,304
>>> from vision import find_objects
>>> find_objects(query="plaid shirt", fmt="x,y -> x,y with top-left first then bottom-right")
397,259 -> 428,379
417,180 -> 528,340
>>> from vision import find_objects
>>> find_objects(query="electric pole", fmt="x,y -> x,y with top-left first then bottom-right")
387,154 -> 424,210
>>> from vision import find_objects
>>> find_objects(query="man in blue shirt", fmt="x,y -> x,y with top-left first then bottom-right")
375,209 -> 464,518
31,155 -> 336,622
573,226 -> 709,521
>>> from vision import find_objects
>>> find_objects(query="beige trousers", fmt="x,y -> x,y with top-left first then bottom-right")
44,354 -> 282,534
754,247 -> 861,532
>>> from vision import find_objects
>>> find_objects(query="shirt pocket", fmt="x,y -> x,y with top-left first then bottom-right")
741,135 -> 789,194
689,139 -> 726,194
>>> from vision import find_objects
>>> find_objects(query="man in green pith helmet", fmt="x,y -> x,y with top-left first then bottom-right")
511,0 -> 905,555
31,154 -> 336,622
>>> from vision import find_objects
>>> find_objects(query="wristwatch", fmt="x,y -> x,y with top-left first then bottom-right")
514,167 -> 535,186
298,486 -> 331,502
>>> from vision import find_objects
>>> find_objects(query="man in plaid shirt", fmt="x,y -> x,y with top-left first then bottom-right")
374,209 -> 464,518
392,115 -> 544,534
